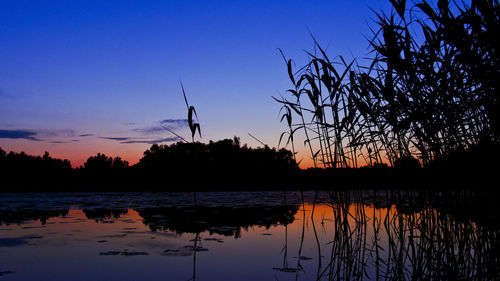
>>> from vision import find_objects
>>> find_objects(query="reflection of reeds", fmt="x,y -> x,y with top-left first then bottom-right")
274,192 -> 301,274
287,190 -> 499,280
311,191 -> 322,280
295,191 -> 306,281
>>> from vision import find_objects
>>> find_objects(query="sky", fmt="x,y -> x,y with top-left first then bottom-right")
0,0 -> 393,168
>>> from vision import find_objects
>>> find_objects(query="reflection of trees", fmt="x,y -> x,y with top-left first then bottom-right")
0,208 -> 129,225
82,209 -> 128,222
0,209 -> 68,225
291,190 -> 500,280
138,205 -> 298,238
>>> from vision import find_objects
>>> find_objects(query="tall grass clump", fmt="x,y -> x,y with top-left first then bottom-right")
275,0 -> 498,168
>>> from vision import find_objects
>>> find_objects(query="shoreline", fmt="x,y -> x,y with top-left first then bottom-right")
1,166 -> 497,192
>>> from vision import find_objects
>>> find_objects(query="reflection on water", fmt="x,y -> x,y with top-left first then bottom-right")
0,191 -> 498,280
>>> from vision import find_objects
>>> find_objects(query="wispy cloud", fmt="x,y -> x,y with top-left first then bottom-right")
120,137 -> 179,144
0,128 -> 92,143
160,119 -> 188,129
0,129 -> 40,141
132,126 -> 165,134
99,135 -> 179,144
37,129 -> 76,138
48,139 -> 80,144
132,119 -> 188,136
100,136 -> 131,141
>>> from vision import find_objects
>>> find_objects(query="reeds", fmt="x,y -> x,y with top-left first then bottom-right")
275,0 -> 498,167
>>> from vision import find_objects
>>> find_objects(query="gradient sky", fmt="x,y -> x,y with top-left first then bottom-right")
0,0 -> 392,167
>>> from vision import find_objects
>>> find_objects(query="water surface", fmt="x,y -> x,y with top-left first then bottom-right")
0,191 -> 498,280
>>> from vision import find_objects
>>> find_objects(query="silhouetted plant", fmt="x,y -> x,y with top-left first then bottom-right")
276,0 -> 499,168
181,82 -> 201,143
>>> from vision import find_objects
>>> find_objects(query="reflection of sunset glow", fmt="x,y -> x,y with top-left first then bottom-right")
300,203 -> 396,219
31,209 -> 145,232
298,153 -> 391,169
0,192 -> 494,281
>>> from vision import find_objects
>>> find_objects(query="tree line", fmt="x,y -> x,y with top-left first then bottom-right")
0,137 -> 297,174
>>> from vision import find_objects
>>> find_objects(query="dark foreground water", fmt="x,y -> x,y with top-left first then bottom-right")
0,191 -> 498,280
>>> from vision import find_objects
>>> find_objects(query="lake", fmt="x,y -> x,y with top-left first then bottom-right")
0,191 -> 498,280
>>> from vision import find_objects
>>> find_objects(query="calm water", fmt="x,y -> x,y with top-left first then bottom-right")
0,191 -> 498,280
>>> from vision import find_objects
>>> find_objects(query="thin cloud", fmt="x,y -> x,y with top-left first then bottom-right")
0,128 -> 91,143
132,126 -> 165,134
132,119 -> 188,135
37,129 -> 76,138
120,137 -> 179,144
0,129 -> 40,141
100,137 -> 132,141
49,139 -> 81,144
160,119 -> 188,129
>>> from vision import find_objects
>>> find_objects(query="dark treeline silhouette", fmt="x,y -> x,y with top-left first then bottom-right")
0,148 -> 71,171
125,137 -> 299,190
135,137 -> 297,173
0,138 -> 301,191
0,136 -> 498,192
83,153 -> 129,169
0,148 -> 73,190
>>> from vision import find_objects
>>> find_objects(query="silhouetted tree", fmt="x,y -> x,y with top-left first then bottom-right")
42,151 -> 71,170
111,157 -> 129,169
84,153 -> 113,169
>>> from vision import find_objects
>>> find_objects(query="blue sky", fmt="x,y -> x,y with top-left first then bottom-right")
0,0 -> 392,166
